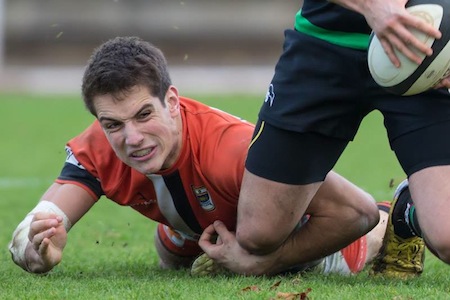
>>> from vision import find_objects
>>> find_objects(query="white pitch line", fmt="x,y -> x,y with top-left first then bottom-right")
0,178 -> 52,189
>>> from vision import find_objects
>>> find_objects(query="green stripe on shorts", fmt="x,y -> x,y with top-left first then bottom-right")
294,11 -> 370,50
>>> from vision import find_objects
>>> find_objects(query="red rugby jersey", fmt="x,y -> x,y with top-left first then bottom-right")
56,97 -> 254,238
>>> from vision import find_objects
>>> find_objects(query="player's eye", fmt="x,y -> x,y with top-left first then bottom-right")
103,121 -> 122,132
137,110 -> 151,120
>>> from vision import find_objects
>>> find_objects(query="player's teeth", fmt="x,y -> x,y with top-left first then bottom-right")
134,149 -> 150,157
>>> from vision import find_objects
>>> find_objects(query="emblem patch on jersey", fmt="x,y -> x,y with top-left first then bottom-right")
64,146 -> 86,170
264,83 -> 275,107
191,185 -> 215,211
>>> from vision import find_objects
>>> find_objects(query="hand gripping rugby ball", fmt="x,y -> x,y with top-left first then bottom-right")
368,0 -> 450,96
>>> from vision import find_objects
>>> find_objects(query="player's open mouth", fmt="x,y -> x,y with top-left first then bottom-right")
131,148 -> 153,158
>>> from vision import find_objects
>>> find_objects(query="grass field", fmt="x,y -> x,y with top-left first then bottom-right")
0,92 -> 448,299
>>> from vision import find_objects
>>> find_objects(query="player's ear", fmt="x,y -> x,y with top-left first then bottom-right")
165,85 -> 180,115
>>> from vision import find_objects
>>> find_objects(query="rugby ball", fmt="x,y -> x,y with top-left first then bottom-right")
368,0 -> 450,96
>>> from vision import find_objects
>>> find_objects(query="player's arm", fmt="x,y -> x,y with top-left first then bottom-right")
9,182 -> 96,274
199,171 -> 379,275
330,0 -> 441,66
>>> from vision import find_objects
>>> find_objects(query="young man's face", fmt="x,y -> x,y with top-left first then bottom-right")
94,85 -> 182,174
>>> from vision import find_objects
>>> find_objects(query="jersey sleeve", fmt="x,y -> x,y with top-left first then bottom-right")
56,145 -> 104,200
55,121 -> 113,201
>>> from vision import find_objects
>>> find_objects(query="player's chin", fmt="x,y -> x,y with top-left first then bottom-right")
127,161 -> 162,175
140,166 -> 160,175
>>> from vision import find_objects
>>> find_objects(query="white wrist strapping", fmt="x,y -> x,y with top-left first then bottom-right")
8,200 -> 72,271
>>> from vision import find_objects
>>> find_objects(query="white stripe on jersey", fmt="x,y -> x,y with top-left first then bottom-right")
147,174 -> 197,238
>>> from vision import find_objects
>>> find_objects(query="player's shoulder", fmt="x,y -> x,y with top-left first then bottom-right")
179,97 -> 253,161
180,96 -> 253,128
67,120 -> 120,168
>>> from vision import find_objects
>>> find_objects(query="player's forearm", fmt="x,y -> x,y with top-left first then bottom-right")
264,214 -> 372,275
240,230 -> 327,275
263,226 -> 338,275
215,228 -> 331,276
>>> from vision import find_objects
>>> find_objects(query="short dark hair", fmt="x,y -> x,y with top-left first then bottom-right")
81,36 -> 172,116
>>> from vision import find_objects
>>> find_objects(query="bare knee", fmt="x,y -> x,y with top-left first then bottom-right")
235,172 -> 318,254
356,192 -> 380,233
340,191 -> 379,236
352,192 -> 380,235
425,236 -> 450,264
313,172 -> 379,235
435,250 -> 450,264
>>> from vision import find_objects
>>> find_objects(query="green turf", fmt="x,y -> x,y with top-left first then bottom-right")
0,92 -> 447,299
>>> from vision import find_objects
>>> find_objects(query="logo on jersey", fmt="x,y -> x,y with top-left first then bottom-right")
191,185 -> 215,211
163,225 -> 186,247
264,84 -> 275,107
64,146 -> 86,170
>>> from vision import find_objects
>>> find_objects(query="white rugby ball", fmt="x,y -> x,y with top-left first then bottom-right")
368,0 -> 450,96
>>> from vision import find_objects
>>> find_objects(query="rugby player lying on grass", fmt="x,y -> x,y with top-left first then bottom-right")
9,36 -> 387,276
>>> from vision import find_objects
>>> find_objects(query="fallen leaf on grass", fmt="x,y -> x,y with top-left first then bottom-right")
273,288 -> 311,300
270,280 -> 282,290
241,285 -> 261,292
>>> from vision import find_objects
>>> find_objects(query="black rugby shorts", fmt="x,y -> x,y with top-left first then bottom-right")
246,29 -> 450,184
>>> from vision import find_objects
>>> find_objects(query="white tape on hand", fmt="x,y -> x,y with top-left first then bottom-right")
29,200 -> 72,232
8,214 -> 33,271
8,201 -> 72,272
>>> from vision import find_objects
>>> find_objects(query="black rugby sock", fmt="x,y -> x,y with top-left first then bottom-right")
392,186 -> 422,239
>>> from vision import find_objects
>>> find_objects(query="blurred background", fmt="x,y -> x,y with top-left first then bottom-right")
0,0 -> 299,94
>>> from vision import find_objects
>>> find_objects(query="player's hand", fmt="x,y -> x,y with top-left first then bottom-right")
26,212 -> 68,273
362,0 -> 441,67
433,75 -> 450,89
198,221 -> 278,276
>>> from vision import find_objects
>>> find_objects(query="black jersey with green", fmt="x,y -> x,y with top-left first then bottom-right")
295,1 -> 371,50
